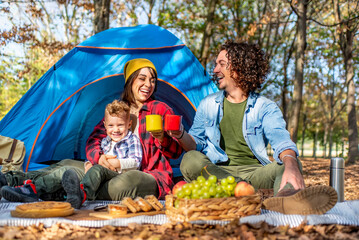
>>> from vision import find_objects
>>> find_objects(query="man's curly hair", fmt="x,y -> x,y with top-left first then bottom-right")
219,40 -> 270,95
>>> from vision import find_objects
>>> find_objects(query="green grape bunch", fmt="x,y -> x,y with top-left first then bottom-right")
174,175 -> 238,200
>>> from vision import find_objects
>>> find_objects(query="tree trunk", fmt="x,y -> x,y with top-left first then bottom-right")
94,0 -> 111,34
328,125 -> 333,159
282,35 -> 296,125
145,0 -> 155,24
344,36 -> 359,164
328,79 -> 335,159
282,52 -> 291,125
301,114 -> 307,156
199,0 -> 218,67
313,124 -> 318,159
289,0 -> 307,143
323,124 -> 328,158
334,0 -> 359,164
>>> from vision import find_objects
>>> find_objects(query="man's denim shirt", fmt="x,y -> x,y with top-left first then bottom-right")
188,90 -> 299,165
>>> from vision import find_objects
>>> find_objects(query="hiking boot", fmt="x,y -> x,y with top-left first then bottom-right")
1,180 -> 39,202
262,185 -> 338,215
40,188 -> 67,201
275,188 -> 301,197
62,169 -> 86,209
0,172 -> 8,198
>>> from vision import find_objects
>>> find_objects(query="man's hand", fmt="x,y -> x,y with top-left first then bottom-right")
167,124 -> 184,139
98,154 -> 117,171
168,124 -> 197,152
279,151 -> 305,191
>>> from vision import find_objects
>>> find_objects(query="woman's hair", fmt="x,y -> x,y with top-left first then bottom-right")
218,40 -> 270,95
121,67 -> 157,107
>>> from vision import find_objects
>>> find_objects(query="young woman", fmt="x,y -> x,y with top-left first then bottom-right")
84,58 -> 183,200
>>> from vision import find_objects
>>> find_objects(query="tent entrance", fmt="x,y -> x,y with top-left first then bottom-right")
51,75 -> 196,164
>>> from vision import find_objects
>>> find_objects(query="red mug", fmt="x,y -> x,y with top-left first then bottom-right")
164,115 -> 182,131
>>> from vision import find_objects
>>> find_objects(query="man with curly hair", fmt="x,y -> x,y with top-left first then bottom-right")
169,41 -> 338,215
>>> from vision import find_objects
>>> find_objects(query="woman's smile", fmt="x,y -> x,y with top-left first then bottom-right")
132,68 -> 156,104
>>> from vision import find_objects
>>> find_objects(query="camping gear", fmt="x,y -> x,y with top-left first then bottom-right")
330,157 -> 345,202
146,115 -> 163,132
0,135 -> 25,173
0,24 -> 217,172
164,115 -> 182,131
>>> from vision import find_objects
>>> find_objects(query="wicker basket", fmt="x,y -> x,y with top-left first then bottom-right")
165,194 -> 262,222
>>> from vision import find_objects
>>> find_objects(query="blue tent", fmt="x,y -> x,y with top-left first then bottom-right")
0,24 -> 217,172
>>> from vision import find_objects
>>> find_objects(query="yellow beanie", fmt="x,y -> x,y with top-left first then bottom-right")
124,58 -> 157,82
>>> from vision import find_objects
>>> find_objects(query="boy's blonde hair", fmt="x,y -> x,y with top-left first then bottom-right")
105,100 -> 130,119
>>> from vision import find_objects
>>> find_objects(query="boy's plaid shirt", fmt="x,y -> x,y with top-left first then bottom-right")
86,99 -> 183,199
101,131 -> 142,171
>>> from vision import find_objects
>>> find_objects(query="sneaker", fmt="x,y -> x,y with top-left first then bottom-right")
1,180 -> 39,202
40,188 -> 67,201
262,185 -> 338,215
0,172 -> 8,198
62,169 -> 86,209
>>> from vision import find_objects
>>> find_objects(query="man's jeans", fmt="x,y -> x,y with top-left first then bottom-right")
180,151 -> 303,195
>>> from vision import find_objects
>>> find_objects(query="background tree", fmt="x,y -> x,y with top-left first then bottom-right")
288,0 -> 308,143
199,0 -> 218,67
334,0 -> 359,164
94,0 -> 111,34
0,1 -> 93,119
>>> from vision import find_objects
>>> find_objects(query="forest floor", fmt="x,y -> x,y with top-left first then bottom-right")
0,157 -> 358,240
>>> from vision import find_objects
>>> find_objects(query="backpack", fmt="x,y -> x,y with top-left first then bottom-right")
0,135 -> 25,172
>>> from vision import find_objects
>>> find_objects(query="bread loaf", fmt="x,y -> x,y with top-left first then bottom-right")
11,201 -> 74,218
134,197 -> 153,212
108,204 -> 128,215
145,195 -> 163,211
122,197 -> 141,213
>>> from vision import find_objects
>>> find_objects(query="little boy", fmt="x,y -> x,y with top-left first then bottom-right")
62,100 -> 143,208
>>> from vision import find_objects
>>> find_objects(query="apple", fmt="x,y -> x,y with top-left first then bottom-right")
234,181 -> 255,197
172,180 -> 187,195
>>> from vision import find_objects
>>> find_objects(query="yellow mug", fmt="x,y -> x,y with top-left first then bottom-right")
146,114 -> 163,132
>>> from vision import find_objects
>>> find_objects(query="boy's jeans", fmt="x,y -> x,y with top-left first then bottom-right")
82,164 -> 159,201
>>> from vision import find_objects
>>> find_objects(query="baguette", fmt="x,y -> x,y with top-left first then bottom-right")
108,204 -> 128,215
134,197 -> 153,212
144,195 -> 163,211
122,197 -> 141,213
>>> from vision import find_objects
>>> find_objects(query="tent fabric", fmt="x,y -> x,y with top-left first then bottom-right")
0,24 -> 218,172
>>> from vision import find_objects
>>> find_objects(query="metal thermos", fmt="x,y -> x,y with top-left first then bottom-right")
330,157 -> 345,202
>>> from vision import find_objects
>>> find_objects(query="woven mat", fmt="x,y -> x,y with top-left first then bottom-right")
1,199 -> 358,228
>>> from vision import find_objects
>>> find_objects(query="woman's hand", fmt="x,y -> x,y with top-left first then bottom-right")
98,154 -> 117,171
150,130 -> 164,142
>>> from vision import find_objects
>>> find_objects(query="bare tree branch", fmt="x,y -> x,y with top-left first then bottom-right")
309,15 -> 359,27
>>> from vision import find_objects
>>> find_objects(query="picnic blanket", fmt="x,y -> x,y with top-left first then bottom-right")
0,199 -> 358,228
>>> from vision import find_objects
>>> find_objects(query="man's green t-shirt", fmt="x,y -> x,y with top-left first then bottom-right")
219,97 -> 260,166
